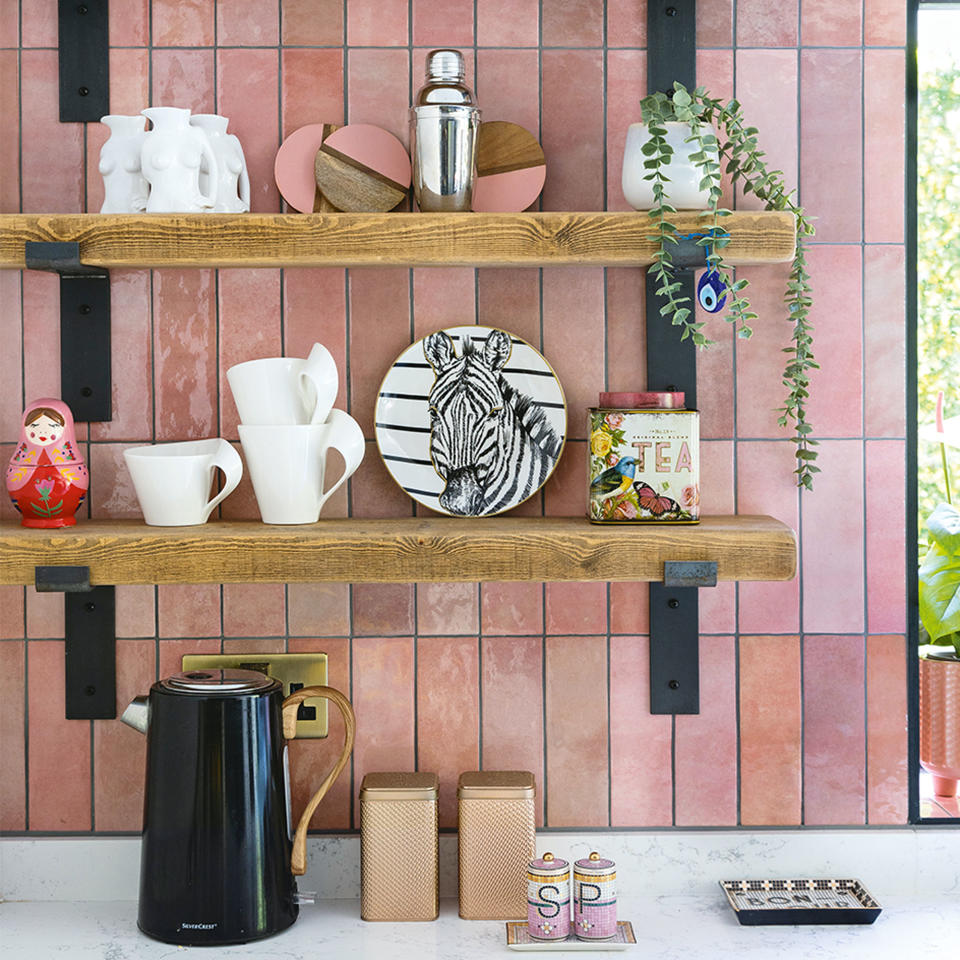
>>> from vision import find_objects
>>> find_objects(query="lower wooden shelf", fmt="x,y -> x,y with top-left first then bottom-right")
0,516 -> 796,586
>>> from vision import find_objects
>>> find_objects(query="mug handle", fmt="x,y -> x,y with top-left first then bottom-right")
202,440 -> 243,521
300,342 -> 339,426
316,409 -> 364,510
281,684 -> 355,877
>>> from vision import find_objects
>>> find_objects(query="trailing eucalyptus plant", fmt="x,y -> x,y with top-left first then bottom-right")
639,82 -> 819,489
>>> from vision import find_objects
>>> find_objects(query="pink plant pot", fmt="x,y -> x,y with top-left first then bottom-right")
920,653 -> 960,798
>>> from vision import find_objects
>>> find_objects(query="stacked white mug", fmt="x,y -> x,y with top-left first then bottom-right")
228,344 -> 365,524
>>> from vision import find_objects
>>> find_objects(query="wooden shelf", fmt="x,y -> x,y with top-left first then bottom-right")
0,516 -> 796,586
0,211 -> 797,269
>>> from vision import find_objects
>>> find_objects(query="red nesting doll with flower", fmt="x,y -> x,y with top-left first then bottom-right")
6,398 -> 88,527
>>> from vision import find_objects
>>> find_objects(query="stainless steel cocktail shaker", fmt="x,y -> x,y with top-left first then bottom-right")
410,50 -> 481,212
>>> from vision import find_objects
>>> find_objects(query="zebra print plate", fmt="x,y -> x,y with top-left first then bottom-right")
375,326 -> 567,516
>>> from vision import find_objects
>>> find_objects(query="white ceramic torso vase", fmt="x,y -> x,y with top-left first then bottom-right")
622,120 -> 719,211
140,107 -> 219,213
190,115 -> 250,213
98,115 -> 149,213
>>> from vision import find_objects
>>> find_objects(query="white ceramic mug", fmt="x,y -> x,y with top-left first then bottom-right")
239,409 -> 364,524
227,342 -> 339,426
124,438 -> 242,526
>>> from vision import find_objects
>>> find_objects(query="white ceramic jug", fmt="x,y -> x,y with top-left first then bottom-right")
98,115 -> 149,213
141,107 -> 219,213
190,114 -> 250,213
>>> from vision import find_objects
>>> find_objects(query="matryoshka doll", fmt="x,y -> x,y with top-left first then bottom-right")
6,399 -> 89,528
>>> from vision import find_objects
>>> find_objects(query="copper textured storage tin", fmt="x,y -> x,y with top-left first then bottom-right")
457,770 -> 537,920
360,772 -> 439,921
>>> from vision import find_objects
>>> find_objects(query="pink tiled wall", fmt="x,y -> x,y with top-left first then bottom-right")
0,0 -> 909,832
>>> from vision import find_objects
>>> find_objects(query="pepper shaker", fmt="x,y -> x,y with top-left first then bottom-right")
573,851 -> 617,941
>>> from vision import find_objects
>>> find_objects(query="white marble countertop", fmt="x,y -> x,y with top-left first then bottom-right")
2,895 -> 958,960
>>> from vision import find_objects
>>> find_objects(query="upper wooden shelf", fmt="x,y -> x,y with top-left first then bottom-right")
0,516 -> 797,586
0,211 -> 797,269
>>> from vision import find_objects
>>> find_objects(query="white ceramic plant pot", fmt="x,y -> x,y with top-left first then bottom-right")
621,120 -> 718,211
98,115 -> 149,213
190,114 -> 250,213
141,106 -> 219,213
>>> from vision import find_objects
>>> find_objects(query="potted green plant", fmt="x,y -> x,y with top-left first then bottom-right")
626,82 -> 818,489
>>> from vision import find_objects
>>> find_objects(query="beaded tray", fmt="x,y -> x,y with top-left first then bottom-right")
720,878 -> 882,926
505,921 -> 636,951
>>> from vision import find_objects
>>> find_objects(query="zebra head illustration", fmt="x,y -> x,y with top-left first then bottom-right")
423,328 -> 563,516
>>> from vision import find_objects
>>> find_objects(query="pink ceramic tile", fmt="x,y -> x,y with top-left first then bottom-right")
0,641 -> 25,830
699,442 -> 736,633
28,640 -> 91,829
545,582 -> 607,635
216,439 -> 264,521
217,0 -> 279,45
288,583 -> 351,637
352,583 -> 415,636
804,245 -> 863,438
152,270 -> 217,441
864,246 -> 906,438
89,443 -> 142,519
351,636 -> 416,826
542,0 -> 602,46
542,267 -> 604,441
541,51 -> 604,211
736,441 -> 801,634
218,269 -> 282,439
802,440 -> 864,634
475,51 -> 539,140
26,591 -> 63,639
695,301 -> 735,440
412,0 -> 473,46
158,638 -> 221,680
158,584 -> 221,638
412,269 -> 476,339
221,637 -> 285,655
481,635 -> 545,824
865,50 -> 905,244
865,0 -> 906,46
0,0 -> 19,47
606,50 -> 647,212
348,1 -> 408,48
739,635 -> 802,825
606,0 -> 644,47
476,269 -> 540,348
610,582 -> 649,635
543,440 -> 586,517
604,268 -> 646,389
801,0 -> 862,46
417,636 -> 480,826
609,635 -> 672,826
0,444 -> 19,521
288,637 -> 352,830
696,49 -> 734,170
350,439 -> 413,517
477,0 -> 539,47
21,51 -> 84,213
109,0 -> 148,45
115,585 -> 156,638
152,0 -> 214,46
21,271 -> 60,401
281,49 -> 344,141
481,582 -> 543,636
20,0 -> 55,46
866,634 -> 908,824
0,586 -> 24,638
218,50 -> 281,213
736,0 -> 799,47
347,49 -> 410,146
281,0 -> 344,44
417,582 -> 479,636
223,584 -> 286,637
800,50 -> 863,244
0,272 -> 22,439
698,0 -> 734,47
0,51 -> 18,212
545,636 -> 608,827
349,269 -> 411,436
93,639 -> 154,830
151,49 -> 215,115
865,440 -> 906,633
803,635 -> 866,825
89,271 -> 153,442
674,635 -> 738,825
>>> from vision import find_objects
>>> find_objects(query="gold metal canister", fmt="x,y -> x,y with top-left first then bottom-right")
457,770 -> 537,920
360,772 -> 439,921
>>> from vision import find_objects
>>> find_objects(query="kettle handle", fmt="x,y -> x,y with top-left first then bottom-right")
281,684 -> 356,876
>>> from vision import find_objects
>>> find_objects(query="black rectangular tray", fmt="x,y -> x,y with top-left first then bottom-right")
720,879 -> 882,926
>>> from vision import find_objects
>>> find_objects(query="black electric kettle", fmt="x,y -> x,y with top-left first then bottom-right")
121,669 -> 355,946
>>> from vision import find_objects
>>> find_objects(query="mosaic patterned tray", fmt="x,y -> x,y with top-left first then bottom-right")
505,921 -> 636,951
720,879 -> 882,926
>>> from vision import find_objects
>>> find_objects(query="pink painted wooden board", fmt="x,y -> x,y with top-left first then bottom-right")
472,166 -> 545,213
275,124 -> 336,213
322,123 -> 411,187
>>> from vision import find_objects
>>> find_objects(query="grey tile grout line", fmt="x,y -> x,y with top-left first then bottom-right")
860,25 -> 870,824
797,0 -> 806,827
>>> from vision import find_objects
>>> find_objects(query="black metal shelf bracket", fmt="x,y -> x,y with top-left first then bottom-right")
35,565 -> 116,720
646,0 -> 704,715
58,0 -> 109,123
25,242 -> 112,423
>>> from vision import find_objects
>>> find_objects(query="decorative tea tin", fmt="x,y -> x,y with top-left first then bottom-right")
573,852 -> 617,941
588,391 -> 699,523
527,852 -> 571,941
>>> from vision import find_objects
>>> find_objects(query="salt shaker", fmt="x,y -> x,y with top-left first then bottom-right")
410,49 -> 481,212
527,852 -> 571,941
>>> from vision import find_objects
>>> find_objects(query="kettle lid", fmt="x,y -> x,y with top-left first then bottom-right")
160,668 -> 277,695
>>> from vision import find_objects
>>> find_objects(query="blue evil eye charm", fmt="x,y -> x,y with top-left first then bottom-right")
697,269 -> 726,313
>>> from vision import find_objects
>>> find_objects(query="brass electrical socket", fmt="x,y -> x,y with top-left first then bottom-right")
181,653 -> 329,738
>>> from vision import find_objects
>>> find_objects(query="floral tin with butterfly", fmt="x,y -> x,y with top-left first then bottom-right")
588,391 -> 699,524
